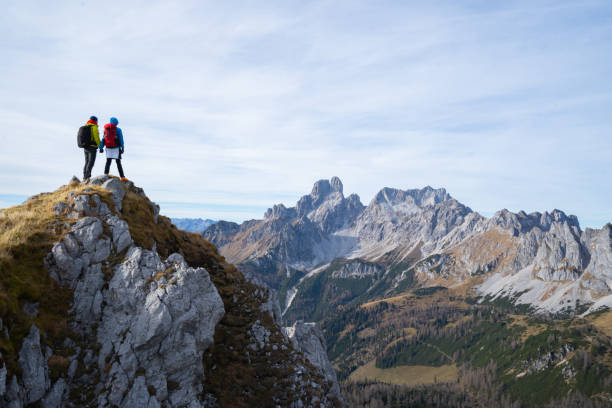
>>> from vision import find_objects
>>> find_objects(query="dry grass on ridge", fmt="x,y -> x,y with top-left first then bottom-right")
0,181 -> 113,373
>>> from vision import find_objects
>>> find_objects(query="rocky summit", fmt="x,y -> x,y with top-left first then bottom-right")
0,176 -> 344,408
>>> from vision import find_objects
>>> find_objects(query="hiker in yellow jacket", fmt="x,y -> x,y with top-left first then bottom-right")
78,115 -> 101,181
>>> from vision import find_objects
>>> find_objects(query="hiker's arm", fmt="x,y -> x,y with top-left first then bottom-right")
118,128 -> 124,150
99,131 -> 105,152
92,126 -> 100,147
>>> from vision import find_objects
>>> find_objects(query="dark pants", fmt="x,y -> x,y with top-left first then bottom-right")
105,158 -> 125,178
83,148 -> 97,179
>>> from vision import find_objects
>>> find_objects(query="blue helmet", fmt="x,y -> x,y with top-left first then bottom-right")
110,117 -> 119,125
89,115 -> 98,122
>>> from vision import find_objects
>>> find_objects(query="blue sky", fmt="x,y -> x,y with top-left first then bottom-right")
1,1 -> 611,227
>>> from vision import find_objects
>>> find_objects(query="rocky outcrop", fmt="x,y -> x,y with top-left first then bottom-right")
0,363 -> 6,397
331,260 -> 383,279
18,325 -> 49,404
96,249 -> 225,407
517,344 -> 574,378
9,180 -> 224,408
1,177 -> 343,408
283,321 -> 345,406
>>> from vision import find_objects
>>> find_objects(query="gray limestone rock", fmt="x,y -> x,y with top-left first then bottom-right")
106,215 -> 133,253
249,321 -> 270,350
0,363 -> 6,396
50,241 -> 84,285
331,260 -> 383,279
152,202 -> 160,223
69,175 -> 80,184
71,193 -> 111,218
62,233 -> 80,258
259,288 -> 283,326
72,263 -> 105,324
88,174 -> 110,186
41,379 -> 66,408
92,236 -> 112,263
18,325 -> 49,404
71,217 -> 104,252
95,247 -> 225,407
283,321 -> 344,405
122,376 -> 151,408
102,178 -> 126,211
6,375 -> 22,408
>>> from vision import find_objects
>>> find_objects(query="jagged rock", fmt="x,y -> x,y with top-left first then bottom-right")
88,174 -> 109,186
69,176 -> 80,184
51,201 -> 68,216
71,193 -> 111,218
41,379 -> 66,408
0,363 -> 6,396
519,344 -> 574,376
331,260 -> 383,279
18,325 -> 49,404
49,241 -> 84,285
106,215 -> 133,253
96,249 -> 225,407
249,321 -> 270,350
283,321 -> 344,405
102,178 -> 125,211
5,376 -> 22,408
72,263 -> 105,324
71,217 -> 103,252
151,202 -> 160,223
259,287 -> 283,326
122,376 -> 152,408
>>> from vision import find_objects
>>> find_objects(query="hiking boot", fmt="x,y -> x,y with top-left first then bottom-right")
82,177 -> 90,183
120,177 -> 128,182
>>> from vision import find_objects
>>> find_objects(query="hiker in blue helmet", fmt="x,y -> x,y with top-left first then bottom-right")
100,117 -> 127,181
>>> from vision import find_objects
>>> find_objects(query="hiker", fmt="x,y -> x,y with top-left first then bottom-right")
100,117 -> 127,181
78,115 -> 101,181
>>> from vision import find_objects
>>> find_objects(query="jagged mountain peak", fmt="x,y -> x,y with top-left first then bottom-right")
310,176 -> 344,200
489,207 -> 581,234
371,185 -> 452,209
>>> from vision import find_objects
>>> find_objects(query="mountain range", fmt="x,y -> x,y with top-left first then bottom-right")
204,177 -> 612,407
205,177 -> 612,316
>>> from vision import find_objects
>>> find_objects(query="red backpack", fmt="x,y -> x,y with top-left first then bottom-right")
104,123 -> 119,148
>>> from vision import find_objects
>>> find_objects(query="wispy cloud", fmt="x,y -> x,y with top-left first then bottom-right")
1,0 -> 611,226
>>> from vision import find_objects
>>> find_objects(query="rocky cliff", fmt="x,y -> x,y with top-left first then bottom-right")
0,176 -> 343,408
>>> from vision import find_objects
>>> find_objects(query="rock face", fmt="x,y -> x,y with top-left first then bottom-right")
205,177 -> 612,316
95,249 -> 224,407
1,178 -> 343,407
18,325 -> 49,404
32,181 -> 225,408
283,321 -> 344,405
